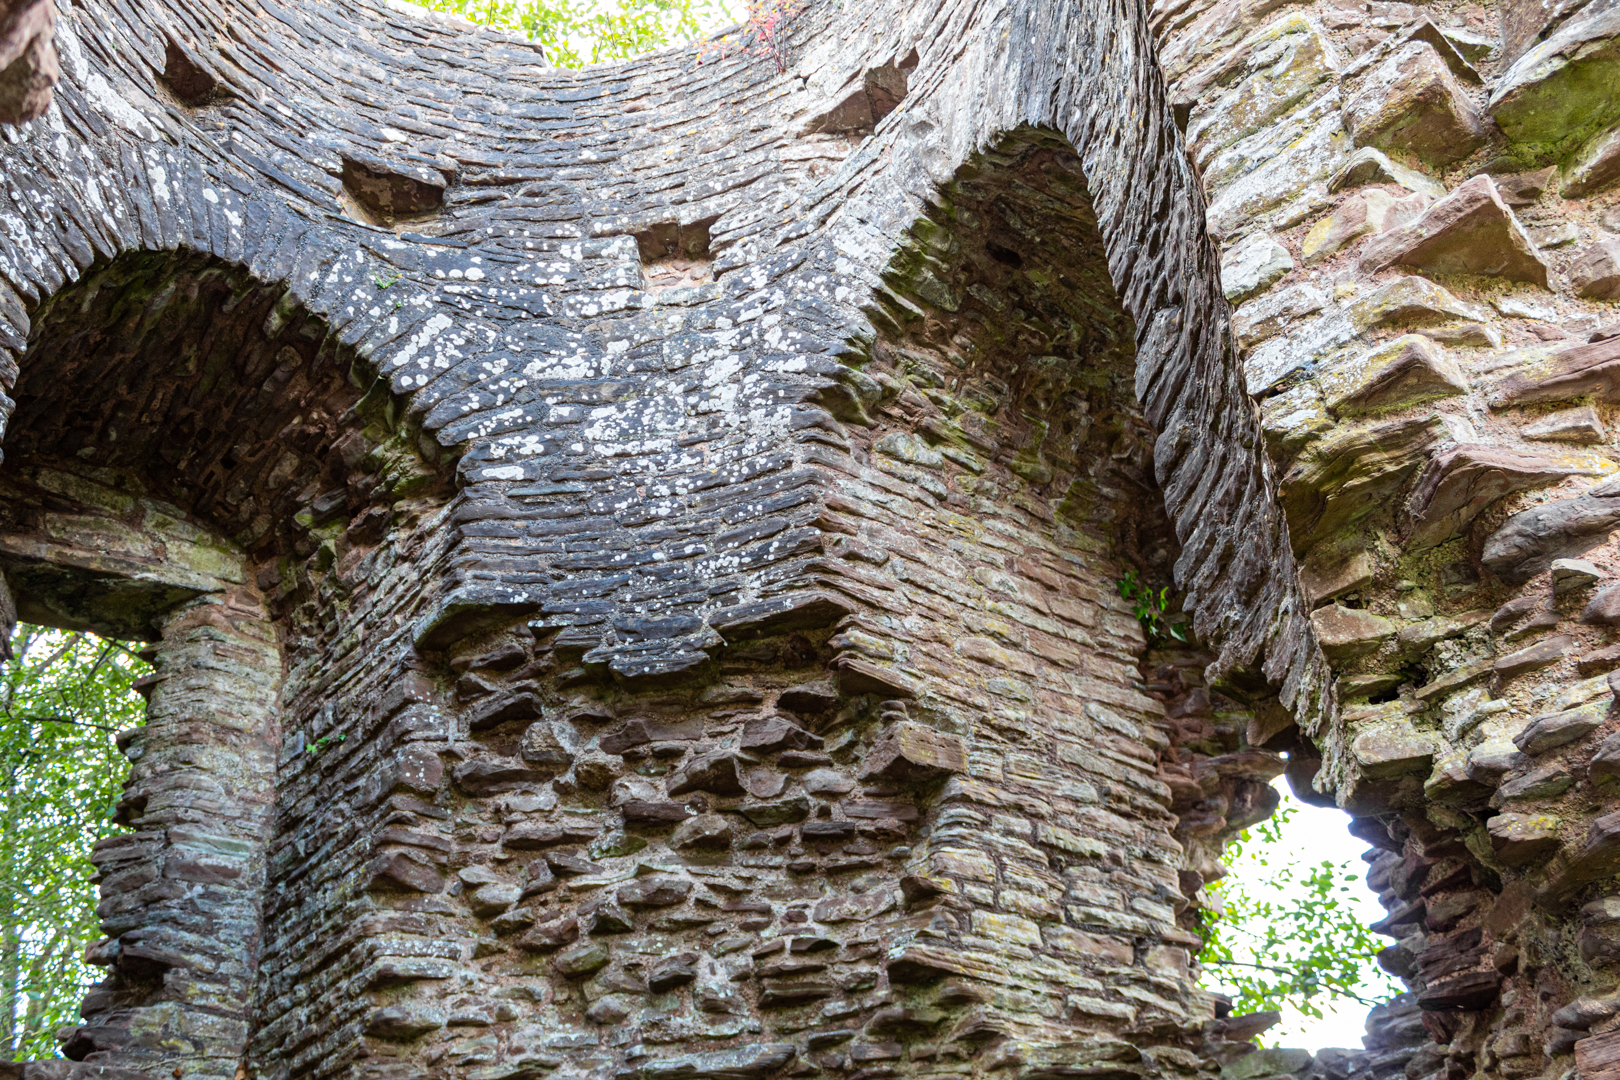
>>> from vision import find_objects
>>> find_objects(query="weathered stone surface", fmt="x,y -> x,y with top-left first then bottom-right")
1223,1047 -> 1314,1078
1311,605 -> 1396,660
666,750 -> 751,797
1577,1029 -> 1620,1080
1346,275 -> 1490,335
1186,13 -> 1340,170
1490,0 -> 1620,155
1488,812 -> 1562,865
1483,477 -> 1620,582
1515,700 -> 1608,754
1489,165 -> 1558,207
1328,146 -> 1447,198
1579,642 -> 1620,675
1493,334 -> 1620,406
1496,634 -> 1578,677
1573,240 -> 1620,300
1351,720 -> 1436,778
1205,89 -> 1353,239
1319,334 -> 1466,416
1278,413 -> 1444,552
1222,231 -> 1296,300
1405,446 -> 1599,550
1523,404 -> 1608,444
861,721 -> 967,781
1552,557 -> 1605,592
1244,299 -> 1360,392
0,0 -> 56,124
616,877 -> 693,908
1497,762 -> 1575,801
1499,0 -> 1590,62
1359,175 -> 1550,286
1260,383 -> 1335,461
366,1005 -> 447,1040
1419,969 -> 1505,1011
1564,122 -> 1620,197
1299,550 -> 1375,605
1397,609 -> 1489,653
1343,42 -> 1487,164
1584,583 -> 1620,624
1467,741 -> 1533,783
1234,283 -> 1329,351
616,1045 -> 797,1080
669,813 -> 735,851
1302,189 -> 1430,264
1591,732 -> 1620,784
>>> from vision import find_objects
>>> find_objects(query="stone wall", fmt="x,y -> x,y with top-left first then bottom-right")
0,0 -> 1332,1077
1153,0 -> 1620,1075
3,0 -> 1619,1075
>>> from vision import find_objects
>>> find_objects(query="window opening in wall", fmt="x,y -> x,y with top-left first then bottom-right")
1199,779 -> 1400,1054
416,0 -> 746,68
0,625 -> 149,1062
339,156 -> 448,230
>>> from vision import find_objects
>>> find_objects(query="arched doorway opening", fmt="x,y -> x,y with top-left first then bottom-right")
0,249 -> 455,1080
1,625 -> 150,1061
794,123 -> 1327,1068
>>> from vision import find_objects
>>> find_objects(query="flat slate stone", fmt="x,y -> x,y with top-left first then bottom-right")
1359,175 -> 1550,286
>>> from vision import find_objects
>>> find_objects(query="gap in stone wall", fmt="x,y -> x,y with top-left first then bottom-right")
0,249 -> 458,1080
821,125 -> 1308,1070
161,37 -> 225,108
340,157 -> 448,230
635,216 -> 720,295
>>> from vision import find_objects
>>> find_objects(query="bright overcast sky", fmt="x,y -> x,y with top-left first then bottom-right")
1207,779 -> 1396,1052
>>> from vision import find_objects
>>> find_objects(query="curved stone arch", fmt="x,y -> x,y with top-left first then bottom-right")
790,0 -> 1334,752
750,119 -> 1316,1067
0,244 -> 458,1080
6,0 -> 1334,731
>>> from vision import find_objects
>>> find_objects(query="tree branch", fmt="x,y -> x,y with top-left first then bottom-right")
1201,959 -> 1385,1008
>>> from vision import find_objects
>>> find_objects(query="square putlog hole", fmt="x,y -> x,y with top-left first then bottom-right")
162,39 -> 222,107
341,157 -> 446,227
634,216 -> 719,293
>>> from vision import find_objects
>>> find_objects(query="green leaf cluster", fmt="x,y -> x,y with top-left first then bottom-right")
416,0 -> 734,66
1,626 -> 148,1061
307,732 -> 346,755
1198,795 -> 1400,1030
1117,570 -> 1188,643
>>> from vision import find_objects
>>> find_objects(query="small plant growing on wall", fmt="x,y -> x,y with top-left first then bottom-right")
698,0 -> 805,71
1118,570 -> 1188,643
306,732 -> 346,755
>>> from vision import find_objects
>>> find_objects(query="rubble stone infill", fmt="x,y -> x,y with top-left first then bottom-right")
1158,0 -> 1620,1073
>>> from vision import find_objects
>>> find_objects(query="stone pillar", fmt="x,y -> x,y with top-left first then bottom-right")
68,588 -> 283,1080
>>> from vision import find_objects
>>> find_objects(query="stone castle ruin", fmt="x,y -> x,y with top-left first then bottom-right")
0,0 -> 1618,1075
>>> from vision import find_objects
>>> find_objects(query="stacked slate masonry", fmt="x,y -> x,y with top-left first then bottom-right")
1,0 -> 1619,1077
1157,0 -> 1620,1077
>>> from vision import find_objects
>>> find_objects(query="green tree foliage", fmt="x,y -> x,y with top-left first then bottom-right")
1199,794 -> 1400,1026
1,626 -> 148,1061
416,0 -> 735,66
